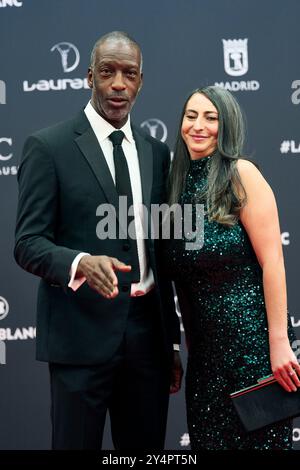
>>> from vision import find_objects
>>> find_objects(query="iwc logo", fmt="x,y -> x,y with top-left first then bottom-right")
140,119 -> 168,142
0,0 -> 22,7
0,138 -> 18,176
0,138 -> 13,161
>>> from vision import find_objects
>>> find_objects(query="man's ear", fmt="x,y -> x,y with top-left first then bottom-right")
138,73 -> 143,92
87,67 -> 93,89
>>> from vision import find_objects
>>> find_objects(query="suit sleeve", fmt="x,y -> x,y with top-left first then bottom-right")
14,135 -> 81,287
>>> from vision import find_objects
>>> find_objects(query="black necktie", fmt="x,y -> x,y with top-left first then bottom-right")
109,130 -> 140,283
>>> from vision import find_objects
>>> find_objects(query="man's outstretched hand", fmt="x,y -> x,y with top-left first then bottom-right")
77,255 -> 131,298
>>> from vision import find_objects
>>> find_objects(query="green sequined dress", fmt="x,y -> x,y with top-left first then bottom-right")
164,156 -> 295,450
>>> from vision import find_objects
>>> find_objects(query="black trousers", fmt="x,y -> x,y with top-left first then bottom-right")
49,289 -> 171,450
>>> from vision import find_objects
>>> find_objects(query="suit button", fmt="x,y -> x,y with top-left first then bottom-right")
121,285 -> 129,292
123,243 -> 130,251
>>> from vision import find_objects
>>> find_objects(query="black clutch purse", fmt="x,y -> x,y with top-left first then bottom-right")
230,375 -> 300,432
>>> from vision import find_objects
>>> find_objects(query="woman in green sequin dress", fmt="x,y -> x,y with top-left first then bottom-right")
163,86 -> 299,449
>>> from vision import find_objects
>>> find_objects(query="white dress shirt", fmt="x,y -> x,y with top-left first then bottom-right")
68,101 -> 154,296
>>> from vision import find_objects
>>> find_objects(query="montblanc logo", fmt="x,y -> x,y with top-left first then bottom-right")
0,0 -> 22,7
23,42 -> 89,92
215,38 -> 260,92
50,42 -> 80,73
140,119 -> 168,142
0,327 -> 36,341
0,80 -> 6,104
0,297 -> 9,321
291,80 -> 300,105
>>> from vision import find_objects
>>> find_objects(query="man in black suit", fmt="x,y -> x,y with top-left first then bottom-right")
14,31 -> 182,450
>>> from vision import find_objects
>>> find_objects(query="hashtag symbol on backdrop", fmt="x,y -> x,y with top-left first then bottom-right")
180,432 -> 190,447
280,141 -> 291,154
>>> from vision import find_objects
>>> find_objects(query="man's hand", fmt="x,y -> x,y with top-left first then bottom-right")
77,255 -> 131,298
170,351 -> 183,394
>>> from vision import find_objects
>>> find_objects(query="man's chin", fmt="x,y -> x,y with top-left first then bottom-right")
105,109 -> 130,127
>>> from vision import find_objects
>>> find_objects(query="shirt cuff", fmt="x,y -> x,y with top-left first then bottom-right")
173,344 -> 180,351
68,252 -> 90,291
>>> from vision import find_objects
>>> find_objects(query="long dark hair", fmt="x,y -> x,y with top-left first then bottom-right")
168,86 -> 253,226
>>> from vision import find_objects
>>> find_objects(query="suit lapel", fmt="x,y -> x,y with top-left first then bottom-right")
73,113 -> 154,227
74,112 -> 120,211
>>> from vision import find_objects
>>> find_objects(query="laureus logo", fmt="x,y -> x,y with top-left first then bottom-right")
50,42 -> 80,73
23,42 -> 89,92
140,119 -> 168,142
223,39 -> 249,77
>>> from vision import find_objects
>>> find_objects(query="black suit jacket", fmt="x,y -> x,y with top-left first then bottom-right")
14,110 -> 180,365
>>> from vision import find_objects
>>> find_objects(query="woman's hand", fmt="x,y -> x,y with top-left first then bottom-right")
270,337 -> 300,392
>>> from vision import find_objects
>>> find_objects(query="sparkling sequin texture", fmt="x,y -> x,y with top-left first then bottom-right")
163,156 -> 295,450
